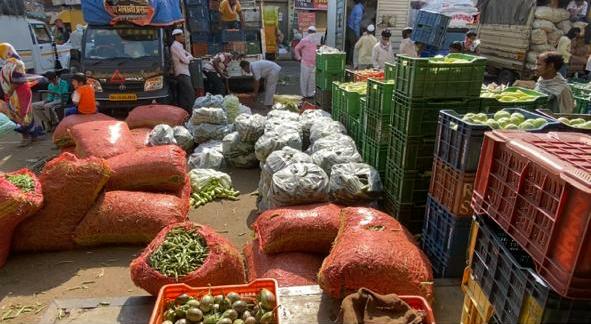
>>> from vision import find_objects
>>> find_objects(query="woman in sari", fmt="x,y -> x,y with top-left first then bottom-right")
0,43 -> 44,146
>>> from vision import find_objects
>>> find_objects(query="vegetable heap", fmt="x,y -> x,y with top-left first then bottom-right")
223,95 -> 241,123
351,69 -> 384,81
5,174 -> 34,192
149,228 -> 209,280
162,288 -> 277,324
190,178 -> 240,208
462,110 -> 548,130
481,88 -> 539,102
273,95 -> 302,112
339,82 -> 368,95
429,55 -> 471,64
557,117 -> 591,129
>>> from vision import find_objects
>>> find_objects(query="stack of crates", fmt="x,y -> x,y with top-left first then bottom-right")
315,52 -> 346,110
412,10 -> 451,49
382,53 -> 486,233
186,0 -> 210,56
463,130 -> 591,323
568,81 -> 591,113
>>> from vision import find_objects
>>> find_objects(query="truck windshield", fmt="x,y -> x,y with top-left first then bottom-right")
84,27 -> 160,60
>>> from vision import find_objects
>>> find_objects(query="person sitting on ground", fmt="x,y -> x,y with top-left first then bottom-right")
372,30 -> 395,69
354,24 -> 378,69
568,0 -> 589,22
449,41 -> 464,53
463,31 -> 480,55
65,73 -> 97,116
240,59 -> 282,107
399,27 -> 418,57
32,72 -> 69,131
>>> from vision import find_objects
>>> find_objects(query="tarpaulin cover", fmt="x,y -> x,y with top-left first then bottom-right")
12,153 -> 111,252
130,222 -> 246,296
253,203 -> 342,254
53,113 -> 115,147
73,190 -> 189,247
82,0 -> 183,26
318,207 -> 433,302
477,0 -> 534,25
0,169 -> 43,267
71,121 -> 136,159
126,104 -> 189,129
243,239 -> 324,287
106,145 -> 187,193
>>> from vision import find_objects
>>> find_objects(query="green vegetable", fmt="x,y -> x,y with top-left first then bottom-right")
258,289 -> 276,311
189,177 -> 240,209
5,174 -> 34,192
148,228 -> 209,280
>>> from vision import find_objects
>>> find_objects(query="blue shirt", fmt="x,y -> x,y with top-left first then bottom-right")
348,3 -> 364,38
47,79 -> 69,103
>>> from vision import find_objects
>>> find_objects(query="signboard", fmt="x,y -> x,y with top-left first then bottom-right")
82,0 -> 183,26
295,0 -> 313,10
314,0 -> 327,10
104,0 -> 155,26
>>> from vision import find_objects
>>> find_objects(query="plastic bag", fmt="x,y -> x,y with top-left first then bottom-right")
531,28 -> 548,45
192,123 -> 234,144
264,118 -> 303,137
188,140 -> 224,170
222,132 -> 258,168
188,168 -> 233,193
254,129 -> 302,162
299,109 -> 332,135
126,104 -> 189,129
239,104 -> 252,116
258,147 -> 313,199
235,113 -> 266,143
71,121 -> 136,159
557,20 -> 572,34
267,109 -> 300,121
307,133 -> 357,154
193,93 -> 224,108
190,107 -> 227,125
148,124 -> 177,146
547,29 -> 563,46
535,6 -> 569,23
312,146 -> 363,174
222,95 -> 241,123
533,19 -> 556,32
173,126 -> 194,151
266,163 -> 329,209
310,119 -> 347,143
329,163 -> 383,204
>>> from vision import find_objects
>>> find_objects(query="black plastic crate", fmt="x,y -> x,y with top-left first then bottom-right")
191,32 -> 209,43
222,29 -> 245,42
186,5 -> 209,20
381,193 -> 426,234
472,216 -> 591,324
244,30 -> 260,42
422,195 -> 471,278
185,0 -> 208,5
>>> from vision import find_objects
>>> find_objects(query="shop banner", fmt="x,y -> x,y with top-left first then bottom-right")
82,0 -> 183,26
314,0 -> 327,10
295,0 -> 314,10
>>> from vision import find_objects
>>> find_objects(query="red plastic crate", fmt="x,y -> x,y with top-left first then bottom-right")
191,43 -> 208,57
430,158 -> 475,217
149,279 -> 280,324
471,131 -> 591,298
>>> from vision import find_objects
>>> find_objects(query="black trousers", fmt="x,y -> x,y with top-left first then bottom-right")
177,74 -> 195,112
204,71 -> 226,95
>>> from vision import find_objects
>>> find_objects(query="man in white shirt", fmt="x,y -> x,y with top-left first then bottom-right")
170,29 -> 195,111
399,27 -> 418,57
240,59 -> 282,107
372,30 -> 395,69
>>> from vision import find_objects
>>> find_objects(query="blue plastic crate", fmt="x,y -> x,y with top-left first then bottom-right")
191,32 -> 209,43
209,11 -> 221,23
222,29 -> 245,42
186,6 -> 209,19
412,10 -> 451,48
188,19 -> 210,32
244,30 -> 260,42
185,0 -> 208,6
422,195 -> 471,278
208,43 -> 222,55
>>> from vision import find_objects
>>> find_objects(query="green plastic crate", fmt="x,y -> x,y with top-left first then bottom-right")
348,118 -> 361,146
569,81 -> 591,97
342,89 -> 365,121
385,62 -> 397,80
331,82 -> 344,121
317,70 -> 344,91
395,54 -> 486,99
316,52 -> 346,72
383,161 -> 431,205
574,95 -> 591,114
480,87 -> 549,113
380,194 -> 425,234
360,135 -> 389,177
367,79 -> 395,115
387,132 -> 435,172
362,109 -> 391,145
314,87 -> 331,111
390,94 -> 481,139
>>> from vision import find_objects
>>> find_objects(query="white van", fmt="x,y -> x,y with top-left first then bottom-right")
0,15 -> 70,74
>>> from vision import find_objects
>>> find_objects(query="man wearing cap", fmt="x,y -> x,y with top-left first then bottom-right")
372,30 -> 395,69
399,27 -> 418,57
294,26 -> 320,98
170,29 -> 195,111
354,24 -> 378,69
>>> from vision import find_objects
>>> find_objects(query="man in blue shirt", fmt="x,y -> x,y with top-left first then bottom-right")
32,72 -> 69,131
347,0 -> 365,64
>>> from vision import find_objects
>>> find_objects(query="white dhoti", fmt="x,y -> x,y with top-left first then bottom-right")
300,64 -> 315,98
263,70 -> 280,106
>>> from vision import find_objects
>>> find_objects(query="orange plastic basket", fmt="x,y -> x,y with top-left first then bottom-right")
399,295 -> 436,324
149,279 -> 280,324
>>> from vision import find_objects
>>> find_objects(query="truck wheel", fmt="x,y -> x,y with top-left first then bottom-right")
498,69 -> 516,86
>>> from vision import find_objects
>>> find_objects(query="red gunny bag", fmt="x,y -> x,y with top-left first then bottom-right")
125,104 -> 189,129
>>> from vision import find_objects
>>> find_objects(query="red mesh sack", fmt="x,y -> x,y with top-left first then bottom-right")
125,104 -> 189,129
129,222 -> 246,296
130,127 -> 151,149
106,145 -> 187,193
73,190 -> 189,247
59,146 -> 76,155
318,207 -> 433,302
244,239 -> 323,287
71,121 -> 136,159
0,169 -> 43,267
253,203 -> 342,254
12,153 -> 111,252
52,113 -> 115,147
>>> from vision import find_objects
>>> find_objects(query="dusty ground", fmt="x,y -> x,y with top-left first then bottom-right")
0,61 -> 462,323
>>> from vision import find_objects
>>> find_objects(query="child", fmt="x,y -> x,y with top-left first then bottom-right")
65,73 -> 96,116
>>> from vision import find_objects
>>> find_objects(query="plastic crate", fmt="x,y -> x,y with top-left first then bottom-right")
574,95 -> 591,114
434,108 -> 559,173
186,5 -> 209,20
331,82 -> 343,119
362,109 -> 391,145
345,69 -> 385,82
472,131 -> 591,299
224,41 -> 247,54
394,54 -> 486,100
480,87 -> 549,113
391,95 -> 481,140
429,158 -> 475,217
314,87 -> 331,112
247,41 -> 262,55
341,88 -> 365,121
222,29 -> 245,42
244,30 -> 260,42
536,109 -> 591,134
422,195 -> 472,278
361,136 -> 389,176
149,279 -> 280,324
209,11 -> 221,23
381,194 -> 426,234
209,0 -> 220,10
185,0 -> 208,5
385,62 -> 397,80
188,19 -> 210,32
348,118 -> 361,146
316,70 -> 344,91
388,132 -> 435,172
412,10 -> 451,48
461,268 -> 495,324
191,32 -> 209,43
568,81 -> 591,97
383,161 -> 431,205
367,79 -> 395,115
316,52 -> 346,72
207,43 -> 222,55
471,215 -> 591,324
191,43 -> 208,57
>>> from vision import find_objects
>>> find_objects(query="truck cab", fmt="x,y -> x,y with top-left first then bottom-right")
80,25 -> 171,110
